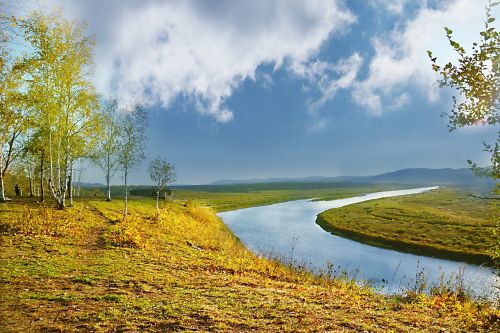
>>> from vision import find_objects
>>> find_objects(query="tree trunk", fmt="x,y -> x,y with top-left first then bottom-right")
0,152 -> 4,202
28,171 -> 34,197
50,177 -> 66,210
40,154 -> 44,202
106,179 -> 111,201
68,171 -> 73,207
0,171 -> 5,203
156,189 -> 160,216
48,166 -> 67,210
123,169 -> 128,219
58,196 -> 65,210
106,160 -> 111,201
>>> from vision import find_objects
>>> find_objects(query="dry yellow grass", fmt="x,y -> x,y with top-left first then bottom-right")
0,197 -> 498,332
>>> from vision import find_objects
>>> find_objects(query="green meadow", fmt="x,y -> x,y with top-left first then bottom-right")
317,187 -> 498,265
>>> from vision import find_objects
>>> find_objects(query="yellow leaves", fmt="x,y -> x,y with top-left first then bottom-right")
102,214 -> 152,249
8,15 -> 17,27
21,10 -> 100,172
11,205 -> 87,238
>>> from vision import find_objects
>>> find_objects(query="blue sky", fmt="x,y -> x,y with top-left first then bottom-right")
23,0 -> 499,184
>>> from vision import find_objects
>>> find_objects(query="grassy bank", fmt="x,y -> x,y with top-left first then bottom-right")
317,188 -> 498,266
0,196 -> 498,332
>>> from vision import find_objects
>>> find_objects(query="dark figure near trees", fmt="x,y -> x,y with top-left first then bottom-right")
14,184 -> 21,197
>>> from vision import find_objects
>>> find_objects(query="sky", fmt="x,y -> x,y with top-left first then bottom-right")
16,0 -> 500,185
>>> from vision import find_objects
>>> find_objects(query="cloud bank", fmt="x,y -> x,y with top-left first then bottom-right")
35,0 -> 355,122
24,0 -> 497,121
353,0 -> 498,115
306,0 -> 498,117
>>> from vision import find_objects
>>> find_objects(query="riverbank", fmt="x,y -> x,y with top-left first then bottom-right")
316,188 -> 497,266
1,197 -> 497,331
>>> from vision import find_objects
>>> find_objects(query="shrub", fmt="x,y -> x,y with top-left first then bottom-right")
13,206 -> 86,238
102,215 -> 150,249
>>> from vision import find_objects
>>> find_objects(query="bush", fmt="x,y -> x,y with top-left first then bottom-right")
13,206 -> 85,238
102,215 -> 150,249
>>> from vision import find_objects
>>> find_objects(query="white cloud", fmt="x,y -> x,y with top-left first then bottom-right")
307,53 -> 363,113
368,0 -> 411,15
302,1 -> 496,118
30,0 -> 355,122
308,118 -> 329,131
354,0 -> 499,115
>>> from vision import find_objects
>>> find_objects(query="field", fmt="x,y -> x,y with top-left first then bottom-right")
69,182 -> 405,212
1,195 -> 498,332
317,187 -> 498,265
172,183 -> 404,212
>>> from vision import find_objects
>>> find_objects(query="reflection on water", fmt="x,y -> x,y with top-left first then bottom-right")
218,187 -> 498,299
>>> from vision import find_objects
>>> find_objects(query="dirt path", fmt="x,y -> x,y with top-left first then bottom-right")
78,203 -> 111,252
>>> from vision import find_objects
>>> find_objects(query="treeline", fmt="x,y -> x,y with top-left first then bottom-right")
0,9 -> 175,216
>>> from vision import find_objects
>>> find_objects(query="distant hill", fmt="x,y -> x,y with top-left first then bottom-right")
366,168 -> 493,186
210,176 -> 342,185
210,168 -> 495,187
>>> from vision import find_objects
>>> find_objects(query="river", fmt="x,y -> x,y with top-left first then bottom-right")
218,187 -> 498,299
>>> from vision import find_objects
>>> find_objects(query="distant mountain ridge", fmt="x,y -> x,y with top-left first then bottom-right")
210,168 -> 494,186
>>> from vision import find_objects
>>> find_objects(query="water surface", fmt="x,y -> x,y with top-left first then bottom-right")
218,187 -> 498,298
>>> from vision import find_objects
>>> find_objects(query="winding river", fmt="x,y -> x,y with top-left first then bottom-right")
218,187 -> 498,299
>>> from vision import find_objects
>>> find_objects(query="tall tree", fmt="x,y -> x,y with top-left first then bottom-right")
0,14 -> 27,202
23,11 -> 100,209
117,105 -> 148,219
24,128 -> 48,202
92,99 -> 121,201
148,157 -> 176,217
428,0 -> 499,185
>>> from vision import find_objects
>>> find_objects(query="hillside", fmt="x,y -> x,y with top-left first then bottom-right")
0,198 -> 498,332
209,168 -> 495,188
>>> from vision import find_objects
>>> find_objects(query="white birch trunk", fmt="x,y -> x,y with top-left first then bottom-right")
106,152 -> 111,201
156,189 -> 160,216
0,154 -> 5,202
123,167 -> 128,219
68,162 -> 73,206
39,153 -> 44,202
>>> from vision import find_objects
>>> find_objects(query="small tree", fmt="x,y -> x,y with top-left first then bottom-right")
117,105 -> 148,219
429,0 -> 499,265
148,157 -> 176,217
428,0 -> 499,186
92,99 -> 121,201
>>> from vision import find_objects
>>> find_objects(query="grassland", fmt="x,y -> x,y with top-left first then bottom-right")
158,183 -> 404,212
0,195 -> 498,332
317,187 -> 498,266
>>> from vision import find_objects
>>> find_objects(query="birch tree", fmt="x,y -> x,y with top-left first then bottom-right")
117,105 -> 148,218
92,99 -> 120,201
23,11 -> 99,209
147,157 -> 176,217
0,15 -> 27,202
